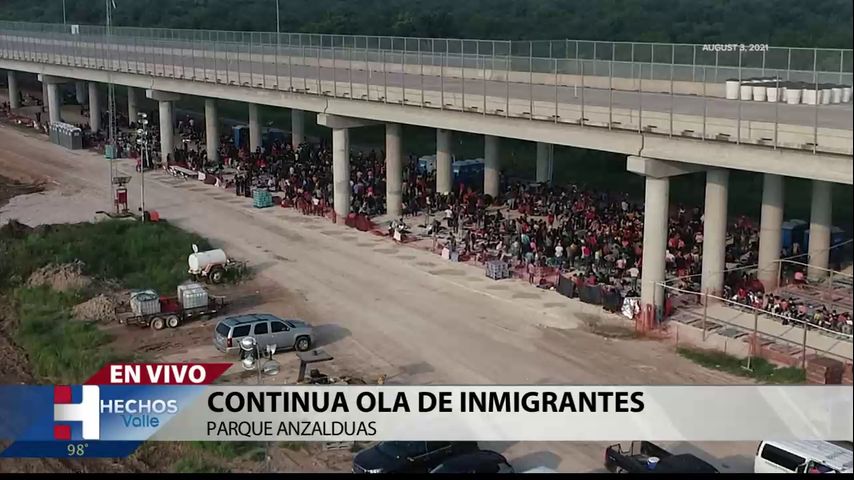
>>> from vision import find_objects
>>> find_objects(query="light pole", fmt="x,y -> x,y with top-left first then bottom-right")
276,0 -> 281,88
240,336 -> 279,473
136,112 -> 150,221
62,0 -> 67,24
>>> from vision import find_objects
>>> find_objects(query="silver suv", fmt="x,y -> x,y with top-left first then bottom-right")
214,314 -> 314,355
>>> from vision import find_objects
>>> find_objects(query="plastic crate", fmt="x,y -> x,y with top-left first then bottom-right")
485,260 -> 510,280
252,189 -> 272,208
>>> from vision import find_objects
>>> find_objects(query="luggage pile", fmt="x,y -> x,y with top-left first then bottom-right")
485,260 -> 510,280
252,188 -> 272,208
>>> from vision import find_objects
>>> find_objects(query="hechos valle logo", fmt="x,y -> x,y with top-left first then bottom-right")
53,385 -> 100,440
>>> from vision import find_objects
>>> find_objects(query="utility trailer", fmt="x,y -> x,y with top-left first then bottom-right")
604,441 -> 719,473
118,292 -> 228,330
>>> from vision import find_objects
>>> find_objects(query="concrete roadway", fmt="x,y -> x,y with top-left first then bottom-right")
5,36 -> 852,130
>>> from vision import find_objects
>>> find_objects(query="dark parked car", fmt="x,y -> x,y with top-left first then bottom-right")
430,450 -> 515,474
352,441 -> 479,473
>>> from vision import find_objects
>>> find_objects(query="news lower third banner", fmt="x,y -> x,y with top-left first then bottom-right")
0,363 -> 851,458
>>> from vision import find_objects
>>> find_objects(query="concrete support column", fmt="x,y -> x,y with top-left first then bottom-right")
7,71 -> 20,109
41,81 -> 48,110
248,103 -> 261,151
291,109 -> 305,149
808,180 -> 832,279
127,87 -> 138,123
536,142 -> 553,183
385,123 -> 403,218
700,169 -> 729,298
204,99 -> 219,162
436,128 -> 453,194
484,135 -> 500,197
757,173 -> 785,290
75,81 -> 88,105
146,90 -> 180,163
88,82 -> 100,132
332,128 -> 351,219
640,176 -> 670,315
158,100 -> 174,164
46,82 -> 62,124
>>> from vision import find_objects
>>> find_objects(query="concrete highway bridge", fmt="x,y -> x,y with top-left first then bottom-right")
1,21 -> 852,321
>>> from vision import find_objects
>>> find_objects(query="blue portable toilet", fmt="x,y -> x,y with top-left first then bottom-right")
452,159 -> 485,190
262,128 -> 286,150
232,125 -> 249,149
803,226 -> 847,251
781,219 -> 808,250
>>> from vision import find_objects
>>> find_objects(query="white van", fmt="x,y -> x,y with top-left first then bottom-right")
754,441 -> 853,474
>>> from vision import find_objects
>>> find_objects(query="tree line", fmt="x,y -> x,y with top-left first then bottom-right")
0,0 -> 851,48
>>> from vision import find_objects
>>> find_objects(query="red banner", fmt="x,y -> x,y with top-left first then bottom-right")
85,363 -> 232,385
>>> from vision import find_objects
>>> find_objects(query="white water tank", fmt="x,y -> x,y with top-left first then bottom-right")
802,88 -> 818,105
831,87 -> 842,104
766,86 -> 779,102
785,87 -> 801,105
739,83 -> 753,100
188,249 -> 228,273
130,290 -> 161,316
178,282 -> 209,309
820,87 -> 832,104
752,85 -> 767,101
724,80 -> 740,100
843,86 -> 852,103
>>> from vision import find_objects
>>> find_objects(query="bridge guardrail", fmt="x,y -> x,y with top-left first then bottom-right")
0,21 -> 851,157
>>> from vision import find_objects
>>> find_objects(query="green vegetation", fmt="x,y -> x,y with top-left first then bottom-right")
175,442 -> 267,472
190,441 -> 264,460
677,347 -> 807,384
172,454 -> 229,474
1,0 -> 850,48
0,220 -> 211,293
0,220 -> 212,383
12,286 -> 122,383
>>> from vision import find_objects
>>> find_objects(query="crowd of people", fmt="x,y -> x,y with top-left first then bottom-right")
397,180 -> 764,299
728,286 -> 853,334
3,87 -> 850,329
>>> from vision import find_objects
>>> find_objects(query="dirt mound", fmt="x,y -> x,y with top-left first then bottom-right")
0,176 -> 44,209
72,294 -> 117,323
0,219 -> 32,239
27,261 -> 92,292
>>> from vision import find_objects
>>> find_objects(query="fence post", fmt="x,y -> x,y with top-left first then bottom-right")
801,322 -> 809,370
825,269 -> 835,314
702,290 -> 709,341
747,310 -> 759,371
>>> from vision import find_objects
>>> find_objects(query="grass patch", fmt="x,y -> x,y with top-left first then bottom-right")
0,219 -> 214,383
172,454 -> 229,474
190,441 -> 264,460
279,441 -> 304,451
0,220 -> 211,293
677,347 -> 806,384
12,286 -> 123,383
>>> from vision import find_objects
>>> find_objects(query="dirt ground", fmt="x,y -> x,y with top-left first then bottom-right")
0,90 -> 760,473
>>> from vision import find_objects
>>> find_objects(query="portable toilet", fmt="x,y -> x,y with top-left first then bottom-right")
803,226 -> 848,252
232,125 -> 249,149
781,219 -> 808,250
69,127 -> 82,150
417,154 -> 437,174
263,128 -> 286,150
452,158 -> 485,190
